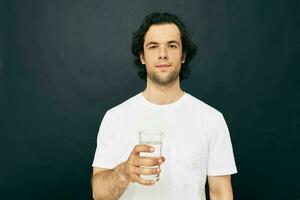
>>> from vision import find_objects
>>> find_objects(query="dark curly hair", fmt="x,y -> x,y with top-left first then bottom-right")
131,12 -> 197,81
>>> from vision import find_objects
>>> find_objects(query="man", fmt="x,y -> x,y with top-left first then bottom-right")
92,12 -> 237,200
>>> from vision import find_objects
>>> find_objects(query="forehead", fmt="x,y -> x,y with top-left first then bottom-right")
144,23 -> 181,44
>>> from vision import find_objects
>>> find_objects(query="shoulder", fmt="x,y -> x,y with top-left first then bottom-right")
186,94 -> 229,141
105,93 -> 140,117
185,93 -> 223,120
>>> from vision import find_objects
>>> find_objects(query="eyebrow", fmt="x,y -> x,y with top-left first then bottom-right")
167,40 -> 180,45
145,40 -> 180,47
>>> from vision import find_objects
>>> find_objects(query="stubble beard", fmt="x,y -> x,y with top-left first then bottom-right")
147,69 -> 180,86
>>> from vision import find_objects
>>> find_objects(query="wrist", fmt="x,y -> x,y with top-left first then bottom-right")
115,162 -> 131,184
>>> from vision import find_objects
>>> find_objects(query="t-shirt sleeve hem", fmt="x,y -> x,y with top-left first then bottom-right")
207,169 -> 238,176
92,161 -> 117,170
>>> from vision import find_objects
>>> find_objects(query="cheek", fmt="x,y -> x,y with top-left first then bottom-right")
171,52 -> 184,63
144,53 -> 156,63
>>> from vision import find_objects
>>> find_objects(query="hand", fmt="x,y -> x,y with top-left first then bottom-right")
121,145 -> 165,186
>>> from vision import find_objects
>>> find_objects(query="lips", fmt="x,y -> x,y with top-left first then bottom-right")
156,64 -> 171,68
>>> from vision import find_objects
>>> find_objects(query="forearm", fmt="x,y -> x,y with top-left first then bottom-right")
208,175 -> 233,200
92,162 -> 130,200
209,189 -> 233,200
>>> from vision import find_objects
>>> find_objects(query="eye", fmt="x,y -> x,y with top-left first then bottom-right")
169,44 -> 177,48
149,45 -> 158,50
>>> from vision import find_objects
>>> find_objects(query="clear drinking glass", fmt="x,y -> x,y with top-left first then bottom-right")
139,130 -> 163,181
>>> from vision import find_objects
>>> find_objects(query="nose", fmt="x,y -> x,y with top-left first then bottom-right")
158,46 -> 168,60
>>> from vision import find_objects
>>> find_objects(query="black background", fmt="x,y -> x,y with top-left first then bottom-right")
1,0 -> 299,199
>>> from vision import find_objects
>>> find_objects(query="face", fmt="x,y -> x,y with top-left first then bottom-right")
140,23 -> 186,86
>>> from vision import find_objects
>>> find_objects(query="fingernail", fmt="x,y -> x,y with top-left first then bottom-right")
150,148 -> 154,152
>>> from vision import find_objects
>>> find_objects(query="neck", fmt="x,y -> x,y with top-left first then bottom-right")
142,77 -> 184,105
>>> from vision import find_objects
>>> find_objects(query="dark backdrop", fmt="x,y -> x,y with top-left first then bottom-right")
1,0 -> 299,199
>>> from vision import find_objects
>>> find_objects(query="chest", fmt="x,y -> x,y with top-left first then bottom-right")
115,111 -> 209,165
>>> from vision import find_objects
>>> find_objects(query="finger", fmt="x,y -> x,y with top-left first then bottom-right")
131,173 -> 155,186
130,166 -> 160,175
136,157 -> 161,167
159,156 -> 166,164
138,167 -> 160,175
131,145 -> 154,156
153,156 -> 166,164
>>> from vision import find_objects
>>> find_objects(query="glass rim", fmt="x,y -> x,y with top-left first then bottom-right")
139,130 -> 163,135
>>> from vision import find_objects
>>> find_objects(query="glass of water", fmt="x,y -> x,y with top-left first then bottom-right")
139,130 -> 163,181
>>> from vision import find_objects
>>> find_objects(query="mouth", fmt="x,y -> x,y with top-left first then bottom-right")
156,64 -> 171,68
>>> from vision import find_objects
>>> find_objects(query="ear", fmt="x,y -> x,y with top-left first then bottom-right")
139,53 -> 146,65
181,53 -> 186,64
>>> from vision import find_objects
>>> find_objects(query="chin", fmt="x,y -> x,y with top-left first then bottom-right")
148,71 -> 179,84
156,77 -> 178,85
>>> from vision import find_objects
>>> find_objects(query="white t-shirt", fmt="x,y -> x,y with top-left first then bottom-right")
92,92 -> 237,200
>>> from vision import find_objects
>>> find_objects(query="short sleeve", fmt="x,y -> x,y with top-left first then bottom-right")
92,111 -> 118,169
206,113 -> 238,176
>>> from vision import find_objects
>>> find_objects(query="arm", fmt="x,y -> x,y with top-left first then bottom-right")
92,145 -> 165,200
208,175 -> 233,200
92,163 -> 130,200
